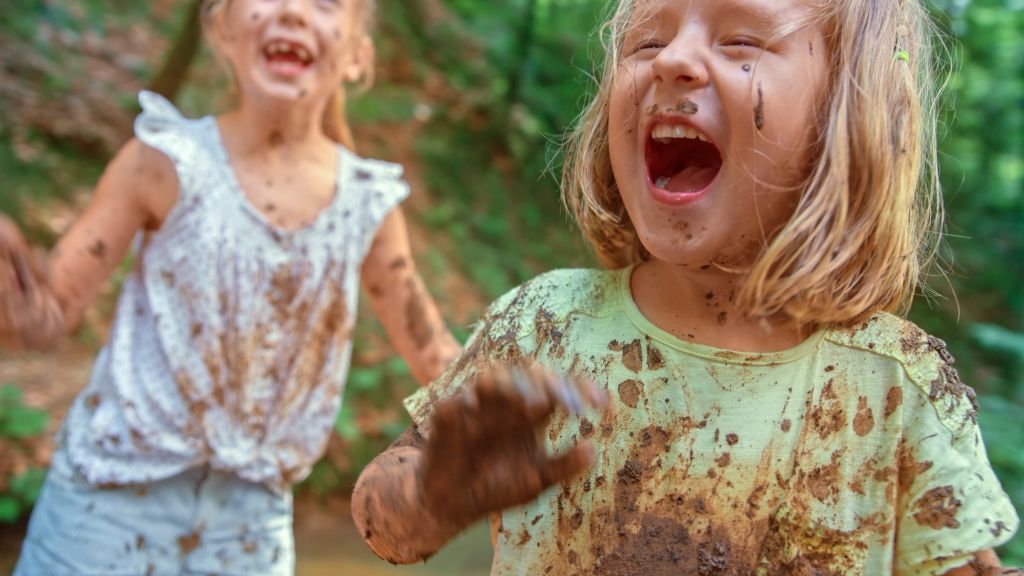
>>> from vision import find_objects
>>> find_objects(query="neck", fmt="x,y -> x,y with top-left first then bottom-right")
631,259 -> 808,353
219,92 -> 332,158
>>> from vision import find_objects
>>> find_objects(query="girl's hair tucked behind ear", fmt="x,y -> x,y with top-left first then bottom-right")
563,0 -> 948,329
200,0 -> 377,151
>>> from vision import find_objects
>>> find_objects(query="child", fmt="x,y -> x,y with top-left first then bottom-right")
1,0 -> 461,574
351,0 -> 1022,574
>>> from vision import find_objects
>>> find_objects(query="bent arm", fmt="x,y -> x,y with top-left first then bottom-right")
351,426 -> 466,564
361,207 -> 461,386
2,138 -> 177,349
942,550 -> 1021,575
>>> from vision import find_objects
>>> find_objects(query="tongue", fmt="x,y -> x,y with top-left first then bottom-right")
665,165 -> 717,194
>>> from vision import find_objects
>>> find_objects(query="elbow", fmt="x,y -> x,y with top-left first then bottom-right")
352,467 -> 432,565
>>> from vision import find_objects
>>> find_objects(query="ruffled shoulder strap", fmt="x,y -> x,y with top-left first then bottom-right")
342,150 -> 411,258
134,90 -> 205,168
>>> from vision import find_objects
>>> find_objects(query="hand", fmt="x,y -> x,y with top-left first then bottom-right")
0,215 -> 64,349
419,366 -> 607,528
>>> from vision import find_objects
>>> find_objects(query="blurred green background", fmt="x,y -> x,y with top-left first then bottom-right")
0,0 -> 1021,570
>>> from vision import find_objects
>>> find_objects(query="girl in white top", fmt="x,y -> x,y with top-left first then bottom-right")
0,0 -> 460,574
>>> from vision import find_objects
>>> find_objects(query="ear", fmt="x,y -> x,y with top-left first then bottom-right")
343,35 -> 374,85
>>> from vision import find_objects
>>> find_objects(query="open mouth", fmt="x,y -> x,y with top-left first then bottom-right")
646,123 -> 723,195
263,40 -> 314,76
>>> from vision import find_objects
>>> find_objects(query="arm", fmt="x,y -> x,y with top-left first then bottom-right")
943,550 -> 1021,575
0,138 -> 177,350
361,207 -> 461,386
352,368 -> 605,564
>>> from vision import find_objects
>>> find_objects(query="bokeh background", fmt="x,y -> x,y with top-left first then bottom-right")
0,0 -> 1021,573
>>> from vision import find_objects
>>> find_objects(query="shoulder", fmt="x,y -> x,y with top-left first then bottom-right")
100,137 -> 179,211
344,150 -> 405,181
483,268 -> 621,325
824,312 -> 978,433
133,91 -> 210,168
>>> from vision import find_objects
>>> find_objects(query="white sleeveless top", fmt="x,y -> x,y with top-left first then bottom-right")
59,92 -> 409,492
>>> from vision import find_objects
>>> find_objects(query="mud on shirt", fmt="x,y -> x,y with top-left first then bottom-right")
405,267 -> 1019,576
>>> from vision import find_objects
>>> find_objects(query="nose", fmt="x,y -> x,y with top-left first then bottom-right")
278,0 -> 311,27
651,36 -> 709,88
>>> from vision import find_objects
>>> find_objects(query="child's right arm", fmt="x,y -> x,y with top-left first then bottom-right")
351,368 -> 605,564
0,139 -> 178,350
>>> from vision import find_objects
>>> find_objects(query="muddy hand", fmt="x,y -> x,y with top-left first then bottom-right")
0,216 -> 63,348
419,366 -> 607,527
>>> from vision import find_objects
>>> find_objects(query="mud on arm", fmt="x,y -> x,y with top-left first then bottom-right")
352,368 -> 605,564
361,207 -> 461,386
0,138 -> 177,350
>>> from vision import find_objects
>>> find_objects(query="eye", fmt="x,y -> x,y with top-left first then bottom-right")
723,36 -> 765,49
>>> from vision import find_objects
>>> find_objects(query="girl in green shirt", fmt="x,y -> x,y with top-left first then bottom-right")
351,0 -> 1021,573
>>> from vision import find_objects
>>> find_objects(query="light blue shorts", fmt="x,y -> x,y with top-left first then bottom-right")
13,449 -> 295,576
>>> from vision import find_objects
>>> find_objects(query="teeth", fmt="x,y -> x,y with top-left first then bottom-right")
651,123 -> 708,143
266,41 -> 312,63
656,177 -> 671,188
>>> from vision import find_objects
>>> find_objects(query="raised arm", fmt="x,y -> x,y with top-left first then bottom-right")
0,138 -> 178,350
352,368 -> 604,564
361,207 -> 461,386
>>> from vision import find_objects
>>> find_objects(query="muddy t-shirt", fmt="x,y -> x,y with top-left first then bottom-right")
59,92 -> 409,492
405,267 -> 1019,576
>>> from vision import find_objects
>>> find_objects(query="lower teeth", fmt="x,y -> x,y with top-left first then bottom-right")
656,177 -> 670,189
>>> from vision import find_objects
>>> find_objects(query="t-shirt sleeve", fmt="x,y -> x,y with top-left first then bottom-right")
403,282 -> 538,438
893,343 -> 1020,575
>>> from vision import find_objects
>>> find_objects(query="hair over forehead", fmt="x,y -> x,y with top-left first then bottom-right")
562,0 -> 948,328
201,0 -> 377,32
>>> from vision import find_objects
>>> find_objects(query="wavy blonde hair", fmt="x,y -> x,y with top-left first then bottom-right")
562,0 -> 947,328
200,0 -> 377,150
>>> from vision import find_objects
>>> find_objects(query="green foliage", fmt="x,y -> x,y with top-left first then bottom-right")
0,384 -> 49,523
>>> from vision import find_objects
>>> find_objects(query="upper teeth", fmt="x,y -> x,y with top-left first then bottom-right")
652,123 -> 708,143
267,41 -> 311,63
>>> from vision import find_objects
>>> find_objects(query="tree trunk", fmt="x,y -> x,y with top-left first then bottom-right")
146,0 -> 204,102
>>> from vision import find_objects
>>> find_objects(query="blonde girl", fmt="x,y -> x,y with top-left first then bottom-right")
1,0 -> 460,574
350,0 -> 1021,574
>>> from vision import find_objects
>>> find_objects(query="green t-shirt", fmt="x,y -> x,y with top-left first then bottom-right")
405,268 -> 1019,575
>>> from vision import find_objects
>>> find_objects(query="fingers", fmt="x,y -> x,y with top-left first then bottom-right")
538,442 -> 595,488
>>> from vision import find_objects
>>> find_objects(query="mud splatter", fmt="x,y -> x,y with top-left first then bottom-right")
716,312 -> 728,326
912,485 -> 961,529
676,99 -> 699,115
646,338 -> 665,370
804,451 -> 843,504
726,433 -> 739,446
716,453 -> 731,467
405,279 -> 434,350
852,396 -> 874,436
809,379 -> 846,439
609,339 -> 643,373
389,257 -> 408,271
753,82 -> 765,131
580,418 -> 595,438
88,239 -> 107,260
269,132 -> 284,147
177,530 -> 202,555
618,379 -> 643,408
780,418 -> 791,432
884,386 -> 903,419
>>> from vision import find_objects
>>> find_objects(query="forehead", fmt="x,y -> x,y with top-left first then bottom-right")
626,0 -> 817,30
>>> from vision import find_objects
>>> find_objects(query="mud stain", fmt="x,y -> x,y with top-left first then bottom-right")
609,339 -> 643,373
852,396 -> 874,436
912,485 -> 961,529
754,82 -> 765,131
618,379 -> 643,408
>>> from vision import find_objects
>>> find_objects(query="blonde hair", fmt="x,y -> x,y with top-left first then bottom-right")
562,0 -> 947,328
200,0 -> 377,150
